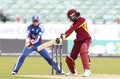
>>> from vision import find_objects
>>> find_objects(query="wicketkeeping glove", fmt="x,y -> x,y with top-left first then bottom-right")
25,38 -> 34,48
30,39 -> 35,44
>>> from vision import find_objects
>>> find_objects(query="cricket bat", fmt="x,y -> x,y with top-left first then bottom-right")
37,39 -> 56,51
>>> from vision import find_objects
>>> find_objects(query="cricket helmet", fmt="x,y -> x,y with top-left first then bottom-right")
32,15 -> 39,21
67,9 -> 80,18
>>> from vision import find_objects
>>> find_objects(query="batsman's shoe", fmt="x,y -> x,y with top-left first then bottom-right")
66,72 -> 77,76
83,69 -> 91,77
11,71 -> 17,75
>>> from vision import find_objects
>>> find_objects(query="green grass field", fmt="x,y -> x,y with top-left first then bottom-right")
0,56 -> 120,79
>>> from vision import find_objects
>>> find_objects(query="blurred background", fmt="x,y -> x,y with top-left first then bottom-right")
0,0 -> 120,56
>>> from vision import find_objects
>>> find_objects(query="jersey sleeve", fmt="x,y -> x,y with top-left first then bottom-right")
65,18 -> 85,38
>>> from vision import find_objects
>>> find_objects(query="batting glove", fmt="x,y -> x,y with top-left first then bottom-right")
55,38 -> 62,44
60,33 -> 65,40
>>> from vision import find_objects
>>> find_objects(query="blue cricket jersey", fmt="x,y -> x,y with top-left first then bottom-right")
27,24 -> 44,44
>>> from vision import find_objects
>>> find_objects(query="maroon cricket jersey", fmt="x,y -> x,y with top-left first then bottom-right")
65,17 -> 91,42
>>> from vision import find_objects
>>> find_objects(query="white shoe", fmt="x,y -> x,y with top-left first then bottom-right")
83,69 -> 91,77
66,72 -> 77,76
11,71 -> 17,75
60,70 -> 65,75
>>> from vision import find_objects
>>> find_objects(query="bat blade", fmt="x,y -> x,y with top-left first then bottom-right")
37,39 -> 56,51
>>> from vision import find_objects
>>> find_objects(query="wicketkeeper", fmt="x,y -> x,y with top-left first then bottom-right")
11,15 -> 64,75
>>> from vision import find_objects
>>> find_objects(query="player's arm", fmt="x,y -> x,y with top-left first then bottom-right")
34,32 -> 43,44
54,20 -> 86,43
25,30 -> 33,48
58,24 -> 79,40
65,19 -> 86,38
33,26 -> 44,44
25,26 -> 35,48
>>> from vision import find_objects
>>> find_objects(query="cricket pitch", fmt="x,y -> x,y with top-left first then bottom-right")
17,74 -> 120,79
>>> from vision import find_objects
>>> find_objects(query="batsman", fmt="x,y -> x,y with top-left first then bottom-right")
60,9 -> 92,77
11,15 -> 64,75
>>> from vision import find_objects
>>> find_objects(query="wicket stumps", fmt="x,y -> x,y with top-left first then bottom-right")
51,44 -> 62,75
